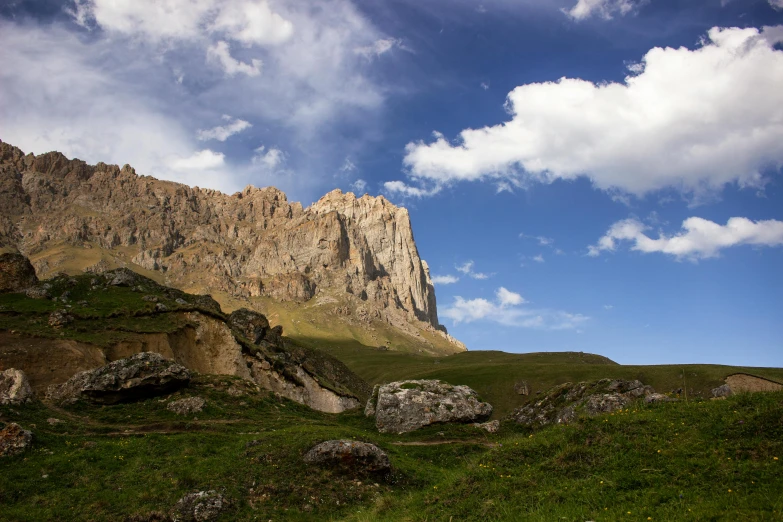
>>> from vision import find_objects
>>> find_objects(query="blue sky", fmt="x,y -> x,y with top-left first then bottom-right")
1,0 -> 782,366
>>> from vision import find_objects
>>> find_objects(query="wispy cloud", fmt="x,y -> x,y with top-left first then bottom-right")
355,37 -> 411,59
456,260 -> 492,280
431,274 -> 459,285
197,116 -> 252,142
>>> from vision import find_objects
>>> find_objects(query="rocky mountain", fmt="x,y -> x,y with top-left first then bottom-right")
0,140 -> 465,354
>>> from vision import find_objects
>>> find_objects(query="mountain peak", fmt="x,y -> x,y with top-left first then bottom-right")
0,141 -> 464,355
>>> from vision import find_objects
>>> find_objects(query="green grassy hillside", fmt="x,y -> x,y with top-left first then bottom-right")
293,337 -> 783,418
2,378 -> 781,521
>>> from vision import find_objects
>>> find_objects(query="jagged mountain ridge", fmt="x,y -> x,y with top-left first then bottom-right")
0,139 -> 465,354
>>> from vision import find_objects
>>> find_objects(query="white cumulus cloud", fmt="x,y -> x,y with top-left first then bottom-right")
771,0 -> 783,11
564,0 -> 640,21
170,149 -> 225,170
441,287 -> 587,329
197,116 -> 252,141
496,287 -> 525,306
431,275 -> 459,285
398,26 -> 783,199
588,216 -> 783,260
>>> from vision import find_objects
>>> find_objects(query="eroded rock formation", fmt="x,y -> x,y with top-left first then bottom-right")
0,140 -> 463,353
509,379 -> 669,428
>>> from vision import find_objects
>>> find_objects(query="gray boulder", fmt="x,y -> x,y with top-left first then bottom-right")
47,352 -> 191,405
107,268 -> 140,287
645,393 -> 676,404
167,396 -> 206,415
474,420 -> 500,433
367,379 -> 492,434
48,309 -> 74,328
712,384 -> 733,398
0,368 -> 34,405
304,440 -> 390,474
0,423 -> 33,457
228,308 -> 270,345
172,490 -> 225,522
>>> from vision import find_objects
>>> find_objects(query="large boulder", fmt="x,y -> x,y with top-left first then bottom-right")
0,423 -> 33,457
47,352 -> 191,405
0,369 -> 34,405
0,253 -> 38,293
228,308 -> 270,345
366,379 -> 493,434
510,379 -> 663,428
304,440 -> 391,474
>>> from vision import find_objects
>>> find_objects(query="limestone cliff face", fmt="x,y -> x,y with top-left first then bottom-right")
0,140 -> 461,351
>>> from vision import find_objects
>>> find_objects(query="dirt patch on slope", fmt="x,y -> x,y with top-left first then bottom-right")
0,331 -> 106,392
726,373 -> 783,393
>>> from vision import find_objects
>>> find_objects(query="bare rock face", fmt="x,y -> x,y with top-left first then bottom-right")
304,440 -> 390,474
0,140 -> 464,353
0,368 -> 34,405
46,352 -> 191,405
0,423 -> 33,457
510,379 -> 664,428
366,380 -> 493,434
0,252 -> 38,293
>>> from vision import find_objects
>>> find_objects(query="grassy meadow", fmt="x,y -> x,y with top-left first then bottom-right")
1,376 -> 781,521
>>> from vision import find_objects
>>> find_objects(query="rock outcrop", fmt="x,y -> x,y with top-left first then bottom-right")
0,368 -> 34,405
365,380 -> 493,434
0,423 -> 33,457
0,140 -> 464,353
509,379 -> 667,428
0,252 -> 38,293
304,440 -> 391,474
47,352 -> 192,405
1,266 -> 368,413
